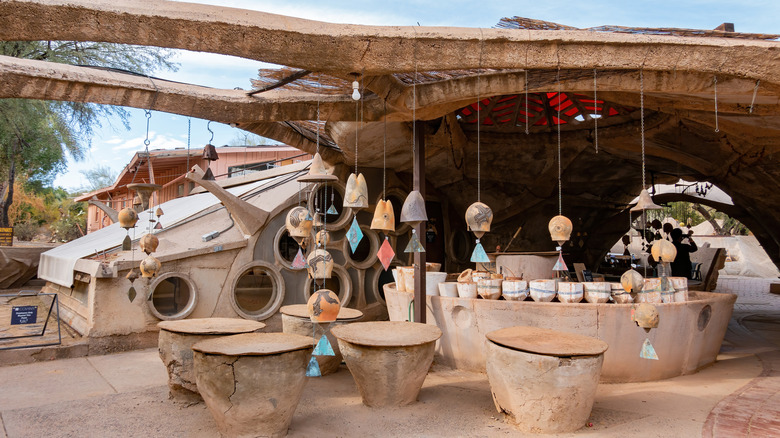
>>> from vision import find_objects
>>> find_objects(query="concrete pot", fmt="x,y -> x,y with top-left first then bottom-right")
192,333 -> 313,438
438,282 -> 459,297
638,278 -> 662,303
426,272 -> 448,296
157,318 -> 265,403
557,282 -> 583,303
610,282 -> 634,304
477,277 -> 502,300
501,279 -> 528,301
485,328 -> 606,434
583,282 -> 611,304
457,282 -> 478,299
332,321 -> 441,407
529,280 -> 556,302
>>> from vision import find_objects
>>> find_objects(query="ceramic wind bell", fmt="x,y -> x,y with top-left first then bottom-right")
466,201 -> 493,263
372,199 -> 396,270
285,206 -> 313,270
400,190 -> 427,253
304,282 -> 341,377
344,174 -> 368,253
549,215 -> 573,273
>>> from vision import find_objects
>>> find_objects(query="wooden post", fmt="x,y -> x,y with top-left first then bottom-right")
413,124 -> 427,324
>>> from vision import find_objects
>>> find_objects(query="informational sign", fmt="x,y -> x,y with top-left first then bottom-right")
11,306 -> 38,325
0,227 -> 12,246
582,270 -> 594,282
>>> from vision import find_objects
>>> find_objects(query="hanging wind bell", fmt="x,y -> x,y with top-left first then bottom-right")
400,48 -> 427,253
547,73 -> 573,279
344,75 -> 368,254
373,101 -> 395,270
466,41 -> 493,264
154,207 -> 164,229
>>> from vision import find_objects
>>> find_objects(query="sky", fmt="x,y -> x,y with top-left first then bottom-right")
51,0 -> 780,190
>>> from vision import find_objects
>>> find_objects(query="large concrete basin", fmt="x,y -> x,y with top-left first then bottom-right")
385,283 -> 736,383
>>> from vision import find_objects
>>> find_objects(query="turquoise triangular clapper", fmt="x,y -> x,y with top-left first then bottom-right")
404,231 -> 425,253
470,241 -> 490,263
313,336 -> 336,356
326,204 -> 338,215
640,338 -> 659,360
347,216 -> 364,253
305,356 -> 321,377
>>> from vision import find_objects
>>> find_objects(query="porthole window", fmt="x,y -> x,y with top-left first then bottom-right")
303,264 -> 352,307
307,182 -> 350,230
230,261 -> 285,320
273,226 -> 302,270
448,229 -> 473,263
148,273 -> 198,321
343,225 -> 379,269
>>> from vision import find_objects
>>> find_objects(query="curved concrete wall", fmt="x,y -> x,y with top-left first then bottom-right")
385,284 -> 736,383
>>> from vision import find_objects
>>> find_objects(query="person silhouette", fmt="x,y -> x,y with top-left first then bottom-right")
670,228 -> 698,279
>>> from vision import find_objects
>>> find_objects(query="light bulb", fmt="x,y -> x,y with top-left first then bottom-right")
351,81 -> 360,100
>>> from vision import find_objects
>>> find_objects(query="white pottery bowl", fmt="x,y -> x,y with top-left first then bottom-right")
529,280 -> 556,302
557,282 -> 584,303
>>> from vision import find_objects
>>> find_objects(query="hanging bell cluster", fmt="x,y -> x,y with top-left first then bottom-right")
400,190 -> 427,253
548,215 -> 573,246
118,208 -> 138,251
139,231 -> 161,278
465,201 -> 493,263
343,173 -> 369,210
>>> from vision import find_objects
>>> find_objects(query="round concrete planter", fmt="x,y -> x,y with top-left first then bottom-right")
157,318 -> 265,403
485,326 -> 607,433
332,321 -> 442,407
280,304 -> 363,376
192,333 -> 314,438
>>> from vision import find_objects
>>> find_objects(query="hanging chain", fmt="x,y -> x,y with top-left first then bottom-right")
383,100 -> 387,200
477,29 -> 483,203
316,74 -> 321,154
144,110 -> 151,153
524,69 -> 529,135
186,118 -> 191,172
714,76 -> 720,133
557,69 -> 562,216
355,77 -> 359,175
640,68 -> 646,189
594,68 -> 599,153
412,28 -> 417,163
749,80 -> 760,114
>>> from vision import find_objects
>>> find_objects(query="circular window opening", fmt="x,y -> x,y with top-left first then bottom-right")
235,267 -> 277,316
377,268 -> 395,301
349,231 -> 371,263
316,185 -> 344,220
277,229 -> 300,264
451,229 -> 472,262
149,274 -> 197,320
309,275 -> 342,299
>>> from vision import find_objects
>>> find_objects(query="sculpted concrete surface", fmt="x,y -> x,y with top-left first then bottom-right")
486,339 -> 605,433
192,333 -> 313,438
332,321 -> 441,407
386,283 -> 736,382
157,318 -> 265,402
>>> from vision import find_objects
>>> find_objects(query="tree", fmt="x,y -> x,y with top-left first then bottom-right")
228,131 -> 272,146
80,165 -> 118,193
0,41 -> 178,227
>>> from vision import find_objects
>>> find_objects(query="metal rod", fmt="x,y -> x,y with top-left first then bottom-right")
413,124 -> 427,324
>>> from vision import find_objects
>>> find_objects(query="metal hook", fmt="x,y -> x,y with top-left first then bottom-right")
207,121 -> 215,144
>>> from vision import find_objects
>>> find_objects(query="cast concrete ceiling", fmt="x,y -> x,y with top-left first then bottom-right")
0,0 -> 778,268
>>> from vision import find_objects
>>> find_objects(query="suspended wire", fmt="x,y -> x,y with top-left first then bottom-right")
524,69 -> 529,135
557,69 -> 562,216
640,68 -> 646,189
383,100 -> 387,200
749,80 -> 760,114
714,76 -> 719,133
477,28 -> 483,203
594,68 -> 599,153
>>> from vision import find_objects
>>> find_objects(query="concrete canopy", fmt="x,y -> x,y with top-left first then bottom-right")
0,0 -> 778,269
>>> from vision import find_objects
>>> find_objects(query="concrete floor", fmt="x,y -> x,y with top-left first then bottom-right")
0,279 -> 778,437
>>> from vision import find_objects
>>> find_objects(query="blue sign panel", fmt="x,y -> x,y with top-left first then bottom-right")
11,306 -> 37,325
